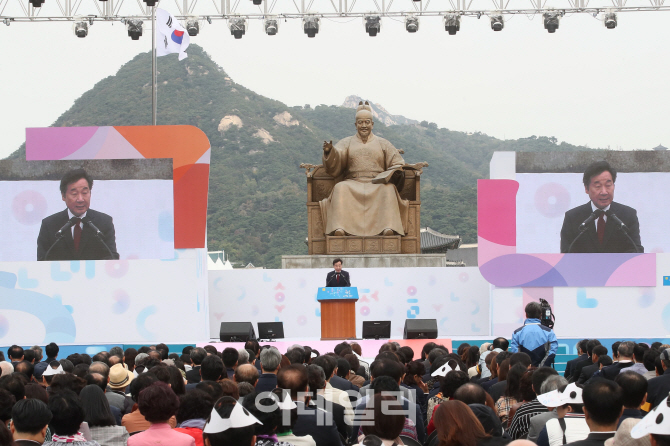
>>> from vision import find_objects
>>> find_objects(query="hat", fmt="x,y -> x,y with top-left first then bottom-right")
607,419 -> 651,446
431,362 -> 453,377
632,395 -> 670,438
355,101 -> 373,120
203,401 -> 262,434
537,383 -> 583,407
43,363 -> 64,377
109,363 -> 134,390
660,349 -> 670,361
480,343 -> 492,354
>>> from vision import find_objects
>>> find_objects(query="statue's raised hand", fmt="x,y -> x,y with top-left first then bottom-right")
323,140 -> 334,154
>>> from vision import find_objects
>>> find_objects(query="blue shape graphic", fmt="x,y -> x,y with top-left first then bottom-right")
50,263 -> 72,282
275,316 -> 280,322
450,292 -> 459,302
70,261 -> 81,273
639,291 -> 655,308
407,298 -> 418,303
136,305 -> 158,341
471,323 -> 481,333
85,346 -> 106,355
237,288 -> 246,300
471,302 -> 480,315
196,292 -> 200,312
85,261 -> 95,279
514,289 -> 523,297
387,306 -> 394,317
384,278 -> 393,286
161,250 -> 179,262
158,211 -> 174,242
439,317 -> 448,327
0,272 -> 17,289
360,289 -> 371,293
407,306 -> 420,318
662,303 -> 670,332
0,279 -> 76,343
664,276 -> 670,286
315,308 -> 321,317
576,288 -> 598,308
17,268 -> 38,289
263,273 -> 272,282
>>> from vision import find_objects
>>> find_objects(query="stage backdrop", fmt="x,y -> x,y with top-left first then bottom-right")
208,267 -> 491,340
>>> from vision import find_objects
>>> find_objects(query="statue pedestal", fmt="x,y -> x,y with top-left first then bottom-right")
327,235 -> 403,254
281,254 -> 447,269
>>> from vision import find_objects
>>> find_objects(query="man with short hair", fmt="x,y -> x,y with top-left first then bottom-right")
644,349 -> 670,409
566,379 -> 624,446
566,340 -> 590,379
510,302 -> 558,367
185,347 -> 206,384
10,398 -> 53,445
34,343 -> 58,379
311,356 -> 354,425
453,383 -> 487,405
624,343 -> 651,376
233,364 -> 259,387
614,371 -> 647,426
13,361 -> 34,382
8,345 -> 24,365
221,347 -> 239,380
600,341 -> 636,380
31,346 -> 43,364
479,338 -> 509,380
508,367 -> 560,439
572,340 -> 603,383
527,376 -> 569,443
256,346 -> 281,394
560,160 -> 643,253
236,348 -> 250,366
308,364 -> 350,441
578,345 -> 608,385
326,258 -> 350,288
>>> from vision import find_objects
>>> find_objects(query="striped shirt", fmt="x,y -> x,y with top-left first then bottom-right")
508,399 -> 548,439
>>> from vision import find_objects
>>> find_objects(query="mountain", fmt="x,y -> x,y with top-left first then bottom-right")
6,45 -> 592,268
342,95 -> 419,126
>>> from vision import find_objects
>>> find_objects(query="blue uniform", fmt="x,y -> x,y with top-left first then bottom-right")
509,318 -> 558,367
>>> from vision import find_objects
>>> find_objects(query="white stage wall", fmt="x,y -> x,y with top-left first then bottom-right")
208,267 -> 491,339
0,180 -> 174,261
0,249 -> 209,345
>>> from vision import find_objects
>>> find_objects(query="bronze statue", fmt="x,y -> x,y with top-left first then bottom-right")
319,102 -> 409,237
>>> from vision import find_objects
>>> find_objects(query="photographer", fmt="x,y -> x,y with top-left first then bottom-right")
510,302 -> 558,367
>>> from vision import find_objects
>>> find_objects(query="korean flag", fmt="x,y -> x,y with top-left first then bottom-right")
156,8 -> 190,61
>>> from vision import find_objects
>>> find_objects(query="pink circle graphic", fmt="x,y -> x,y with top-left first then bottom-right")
534,182 -> 571,218
275,292 -> 285,302
297,315 -> 307,325
0,315 -> 8,338
360,306 -> 370,316
459,272 -> 469,282
12,190 -> 48,225
407,286 -> 417,296
105,260 -> 129,278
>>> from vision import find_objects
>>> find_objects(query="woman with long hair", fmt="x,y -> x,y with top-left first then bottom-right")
495,364 -> 526,425
434,400 -> 510,446
80,385 -> 129,446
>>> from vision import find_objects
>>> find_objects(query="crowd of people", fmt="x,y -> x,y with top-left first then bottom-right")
1,337 -> 670,446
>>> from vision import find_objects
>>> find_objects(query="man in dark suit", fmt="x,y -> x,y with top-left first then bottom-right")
578,345 -> 608,385
600,341 -> 635,380
185,347 -> 206,384
560,161 -> 643,254
326,258 -> 350,287
645,349 -> 670,409
10,398 -> 52,445
566,339 -> 589,379
567,379 -> 624,446
256,347 -> 281,394
571,340 -> 602,383
37,168 -> 118,261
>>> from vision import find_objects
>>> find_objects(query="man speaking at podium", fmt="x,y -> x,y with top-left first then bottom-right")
37,169 -> 119,261
325,258 -> 350,288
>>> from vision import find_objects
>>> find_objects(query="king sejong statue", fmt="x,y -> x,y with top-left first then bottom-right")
319,101 -> 409,237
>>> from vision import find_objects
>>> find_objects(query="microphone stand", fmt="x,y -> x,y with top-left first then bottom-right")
44,235 -> 65,261
567,230 -> 587,254
84,219 -> 117,260
609,216 -> 641,254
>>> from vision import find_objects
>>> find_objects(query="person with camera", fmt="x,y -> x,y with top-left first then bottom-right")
509,302 -> 558,367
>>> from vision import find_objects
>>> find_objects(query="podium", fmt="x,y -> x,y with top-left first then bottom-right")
317,287 -> 359,340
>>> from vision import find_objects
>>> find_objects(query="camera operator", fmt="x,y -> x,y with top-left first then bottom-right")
509,302 -> 558,367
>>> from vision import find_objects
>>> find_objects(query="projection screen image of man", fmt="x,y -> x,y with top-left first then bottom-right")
560,161 -> 643,254
37,168 -> 119,261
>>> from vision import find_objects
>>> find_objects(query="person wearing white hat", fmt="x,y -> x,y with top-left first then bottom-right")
536,383 -> 589,446
564,379 -> 625,446
630,393 -> 670,446
202,396 -> 259,446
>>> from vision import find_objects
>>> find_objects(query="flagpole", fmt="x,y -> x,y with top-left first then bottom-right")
151,5 -> 157,125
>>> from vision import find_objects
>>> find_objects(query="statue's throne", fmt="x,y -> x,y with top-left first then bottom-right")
301,158 -> 428,255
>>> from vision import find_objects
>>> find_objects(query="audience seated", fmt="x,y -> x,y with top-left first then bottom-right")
434,399 -> 511,446
257,347 -> 282,394
508,367 -> 558,439
43,390 -> 99,446
80,384 -> 129,445
359,394 -> 412,446
527,376 -> 568,443
174,390 -> 214,446
614,372 -> 647,426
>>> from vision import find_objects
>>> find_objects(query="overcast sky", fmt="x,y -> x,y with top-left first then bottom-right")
1,6 -> 669,159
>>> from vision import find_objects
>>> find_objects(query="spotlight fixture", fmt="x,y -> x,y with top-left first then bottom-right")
303,15 -> 319,37
405,15 -> 419,33
126,18 -> 143,40
443,14 -> 460,35
143,0 -> 156,7
264,17 -> 279,35
29,0 -> 45,8
74,20 -> 89,37
604,11 -> 617,29
3,18 -> 10,26
186,17 -> 199,36
251,0 -> 262,5
364,15 -> 380,36
206,16 -> 212,24
490,14 -> 504,31
228,17 -> 246,39
543,11 -> 560,33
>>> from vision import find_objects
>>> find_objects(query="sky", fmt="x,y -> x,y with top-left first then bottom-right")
1,5 -> 669,159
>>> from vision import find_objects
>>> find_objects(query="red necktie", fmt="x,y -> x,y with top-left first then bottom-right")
597,214 -> 605,244
73,218 -> 82,251
336,274 -> 340,284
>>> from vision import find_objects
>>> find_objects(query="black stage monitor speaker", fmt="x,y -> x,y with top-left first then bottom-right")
362,321 -> 391,340
403,319 -> 438,339
258,322 -> 284,341
220,322 -> 256,342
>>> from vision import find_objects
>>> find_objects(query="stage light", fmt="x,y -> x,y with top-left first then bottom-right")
29,0 -> 44,8
443,14 -> 460,35
251,0 -> 262,5
186,17 -> 199,36
364,15 -> 380,36
303,16 -> 319,37
264,17 -> 279,35
228,17 -> 246,39
74,20 -> 89,37
3,18 -> 10,26
405,15 -> 419,33
143,0 -> 156,7
206,16 -> 212,24
543,11 -> 560,33
490,14 -> 504,31
126,18 -> 143,40
604,11 -> 617,29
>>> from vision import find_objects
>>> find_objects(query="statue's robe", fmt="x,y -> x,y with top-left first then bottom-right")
319,133 -> 409,236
